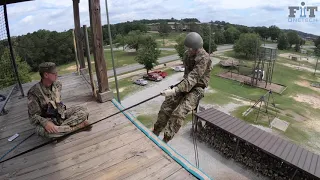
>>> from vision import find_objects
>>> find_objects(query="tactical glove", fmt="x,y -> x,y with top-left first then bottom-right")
161,87 -> 178,97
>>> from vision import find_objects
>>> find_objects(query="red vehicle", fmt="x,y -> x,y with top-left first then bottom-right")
150,70 -> 168,78
143,73 -> 163,82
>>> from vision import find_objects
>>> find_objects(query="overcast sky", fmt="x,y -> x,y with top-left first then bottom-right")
4,0 -> 320,36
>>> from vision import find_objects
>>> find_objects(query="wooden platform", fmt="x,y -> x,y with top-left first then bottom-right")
0,73 -> 203,180
217,71 -> 287,94
196,108 -> 320,179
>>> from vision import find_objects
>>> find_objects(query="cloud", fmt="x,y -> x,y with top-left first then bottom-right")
260,5 -> 284,11
4,0 -> 320,36
20,15 -> 34,24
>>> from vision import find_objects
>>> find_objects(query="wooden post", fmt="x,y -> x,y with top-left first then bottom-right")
73,0 -> 85,69
89,0 -> 113,102
83,25 -> 97,98
72,29 -> 80,74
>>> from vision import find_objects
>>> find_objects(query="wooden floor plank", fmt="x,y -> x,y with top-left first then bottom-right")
123,158 -> 173,180
3,130 -> 145,180
0,114 -> 130,173
143,163 -> 182,180
165,168 -> 195,180
95,149 -> 164,180
34,137 -> 147,180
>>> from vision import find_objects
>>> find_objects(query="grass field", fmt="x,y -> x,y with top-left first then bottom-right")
208,50 -> 320,150
30,49 -> 177,80
147,32 -> 186,48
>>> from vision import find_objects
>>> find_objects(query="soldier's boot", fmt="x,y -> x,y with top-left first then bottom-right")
162,135 -> 172,143
71,120 -> 92,132
152,128 -> 161,136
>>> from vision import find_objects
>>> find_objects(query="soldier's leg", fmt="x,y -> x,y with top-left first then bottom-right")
35,125 -> 66,138
163,88 -> 204,142
60,106 -> 89,126
153,94 -> 183,136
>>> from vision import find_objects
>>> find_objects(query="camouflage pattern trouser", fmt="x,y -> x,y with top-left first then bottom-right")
153,87 -> 204,141
35,106 -> 89,138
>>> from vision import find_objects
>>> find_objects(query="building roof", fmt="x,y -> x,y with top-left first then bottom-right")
0,0 -> 33,5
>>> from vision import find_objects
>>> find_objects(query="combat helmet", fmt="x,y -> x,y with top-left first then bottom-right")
184,32 -> 203,50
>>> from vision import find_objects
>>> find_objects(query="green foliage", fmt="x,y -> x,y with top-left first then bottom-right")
314,37 -> 320,47
223,26 -> 241,44
294,44 -> 301,52
277,33 -> 289,50
14,29 -> 75,72
214,30 -> 225,44
234,33 -> 261,58
0,49 -> 31,88
158,22 -> 171,45
174,34 -> 187,59
287,31 -> 300,47
268,25 -> 281,41
114,34 -> 126,50
315,45 -> 320,57
124,30 -> 145,51
254,26 -> 269,40
135,36 -> 160,73
203,34 -> 217,54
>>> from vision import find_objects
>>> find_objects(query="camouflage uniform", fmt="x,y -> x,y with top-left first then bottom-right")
153,48 -> 212,141
27,62 -> 89,138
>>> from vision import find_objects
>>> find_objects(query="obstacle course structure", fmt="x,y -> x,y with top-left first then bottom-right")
251,45 -> 277,88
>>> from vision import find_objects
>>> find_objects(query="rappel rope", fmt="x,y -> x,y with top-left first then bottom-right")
192,107 -> 200,168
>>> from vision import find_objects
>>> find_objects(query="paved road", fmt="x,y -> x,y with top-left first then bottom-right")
107,44 -> 234,77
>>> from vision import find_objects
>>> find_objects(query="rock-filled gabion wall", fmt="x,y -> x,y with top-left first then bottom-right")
195,121 -> 318,180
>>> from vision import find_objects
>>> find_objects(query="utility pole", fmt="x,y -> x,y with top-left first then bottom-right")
105,0 -> 121,103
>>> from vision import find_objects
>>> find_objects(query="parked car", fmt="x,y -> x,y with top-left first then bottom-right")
134,79 -> 148,86
150,70 -> 168,78
173,66 -> 185,72
143,73 -> 163,82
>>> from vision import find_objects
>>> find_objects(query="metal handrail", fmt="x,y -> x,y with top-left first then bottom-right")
0,84 -> 17,115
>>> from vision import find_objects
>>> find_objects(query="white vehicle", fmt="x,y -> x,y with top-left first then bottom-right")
134,79 -> 148,86
173,66 -> 185,72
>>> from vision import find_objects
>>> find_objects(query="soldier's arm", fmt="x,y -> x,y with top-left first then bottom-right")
182,51 -> 189,78
176,55 -> 210,92
28,93 -> 49,127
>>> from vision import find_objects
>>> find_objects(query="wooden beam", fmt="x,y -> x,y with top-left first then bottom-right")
89,0 -> 113,102
73,0 -> 85,69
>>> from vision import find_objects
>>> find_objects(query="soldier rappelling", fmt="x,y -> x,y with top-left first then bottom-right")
152,32 -> 213,143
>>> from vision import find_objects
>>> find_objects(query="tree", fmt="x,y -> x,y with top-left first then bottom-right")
255,26 -> 269,41
135,36 -> 161,73
294,44 -> 301,52
268,25 -> 281,41
124,30 -> 145,51
277,33 -> 289,50
0,49 -> 31,89
158,22 -> 171,45
189,22 -> 201,33
315,45 -> 320,57
287,31 -> 300,48
114,34 -> 126,51
223,26 -> 240,44
214,30 -> 225,44
203,34 -> 217,54
314,37 -> 320,47
174,34 -> 187,60
234,33 -> 261,58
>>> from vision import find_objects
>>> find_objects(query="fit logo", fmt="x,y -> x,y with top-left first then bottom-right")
288,2 -> 318,22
